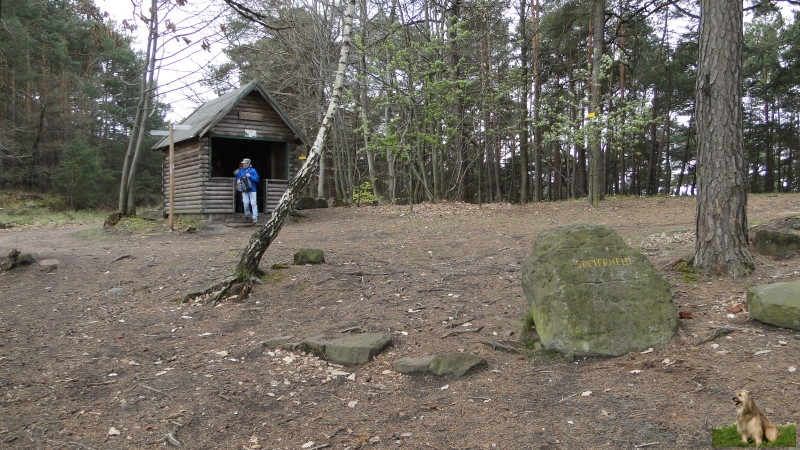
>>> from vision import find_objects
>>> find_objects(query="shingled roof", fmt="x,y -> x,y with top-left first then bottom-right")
152,80 -> 309,150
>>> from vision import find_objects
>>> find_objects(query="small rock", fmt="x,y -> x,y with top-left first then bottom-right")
293,248 -> 325,265
728,303 -> 744,313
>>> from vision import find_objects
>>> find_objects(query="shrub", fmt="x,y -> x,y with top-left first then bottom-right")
352,181 -> 380,205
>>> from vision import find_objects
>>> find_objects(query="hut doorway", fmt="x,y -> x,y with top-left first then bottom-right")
209,136 -> 289,214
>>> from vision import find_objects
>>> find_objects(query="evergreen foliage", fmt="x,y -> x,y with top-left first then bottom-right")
2,0 -> 800,207
0,0 -> 162,207
52,137 -> 101,210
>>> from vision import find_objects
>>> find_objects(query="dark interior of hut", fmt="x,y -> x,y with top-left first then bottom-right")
210,136 -> 289,214
210,137 -> 288,181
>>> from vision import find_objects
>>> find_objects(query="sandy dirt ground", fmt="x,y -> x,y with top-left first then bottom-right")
0,194 -> 798,449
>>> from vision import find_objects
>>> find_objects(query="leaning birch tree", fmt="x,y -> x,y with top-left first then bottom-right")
185,0 -> 357,303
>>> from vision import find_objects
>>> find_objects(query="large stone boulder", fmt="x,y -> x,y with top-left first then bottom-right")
296,197 -> 328,210
751,215 -> 800,258
747,280 -> 800,331
522,224 -> 677,357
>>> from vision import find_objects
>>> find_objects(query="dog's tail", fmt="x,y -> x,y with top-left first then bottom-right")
765,424 -> 779,442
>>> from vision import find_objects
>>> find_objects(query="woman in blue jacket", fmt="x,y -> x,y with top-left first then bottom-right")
234,158 -> 260,224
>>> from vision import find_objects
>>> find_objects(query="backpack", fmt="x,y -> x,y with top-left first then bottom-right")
240,176 -> 252,191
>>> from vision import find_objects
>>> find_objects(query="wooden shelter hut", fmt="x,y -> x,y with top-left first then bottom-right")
152,80 -> 309,219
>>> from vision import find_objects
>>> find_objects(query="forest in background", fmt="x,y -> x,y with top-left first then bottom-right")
1,0 -> 799,209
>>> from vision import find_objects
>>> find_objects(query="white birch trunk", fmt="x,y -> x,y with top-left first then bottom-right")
235,0 -> 356,278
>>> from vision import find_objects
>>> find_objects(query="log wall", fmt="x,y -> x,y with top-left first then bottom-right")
213,92 -> 296,141
163,140 -> 205,213
205,178 -> 236,214
161,90 -> 300,217
264,179 -> 289,213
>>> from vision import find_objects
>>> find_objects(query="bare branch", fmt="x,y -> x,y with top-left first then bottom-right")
220,0 -> 293,32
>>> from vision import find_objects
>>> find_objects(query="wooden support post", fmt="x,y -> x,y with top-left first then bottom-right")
168,123 -> 175,231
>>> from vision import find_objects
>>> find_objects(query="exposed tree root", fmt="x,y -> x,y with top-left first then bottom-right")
103,212 -> 122,228
179,275 -> 262,306
148,414 -> 192,447
1,249 -> 35,271
479,340 -> 523,354
694,326 -> 735,346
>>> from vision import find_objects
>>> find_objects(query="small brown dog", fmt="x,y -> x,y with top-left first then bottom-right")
733,389 -> 779,445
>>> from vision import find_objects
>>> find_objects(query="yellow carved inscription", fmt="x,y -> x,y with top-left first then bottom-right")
575,257 -> 632,269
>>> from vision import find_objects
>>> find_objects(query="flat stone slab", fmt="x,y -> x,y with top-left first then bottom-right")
752,229 -> 800,258
391,356 -> 436,374
323,333 -> 392,365
428,353 -> 487,376
300,335 -> 329,355
747,280 -> 800,331
392,353 -> 486,377
261,336 -> 294,349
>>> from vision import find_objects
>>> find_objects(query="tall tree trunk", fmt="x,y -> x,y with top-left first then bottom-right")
553,141 -> 562,200
660,8 -> 673,195
518,0 -> 530,204
675,115 -> 694,195
588,0 -> 605,206
493,136 -> 502,201
118,0 -> 157,215
661,115 -> 671,194
315,0 -> 329,200
383,0 -> 399,203
647,90 -> 660,196
357,0 -> 381,202
532,0 -> 543,202
693,0 -> 754,278
448,0 -> 468,202
764,102 -> 775,193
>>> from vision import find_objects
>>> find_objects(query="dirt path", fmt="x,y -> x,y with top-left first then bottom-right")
1,195 -> 798,449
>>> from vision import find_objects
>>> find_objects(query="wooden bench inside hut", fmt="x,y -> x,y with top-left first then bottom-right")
152,80 -> 309,220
